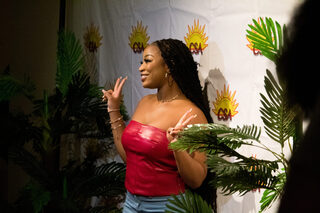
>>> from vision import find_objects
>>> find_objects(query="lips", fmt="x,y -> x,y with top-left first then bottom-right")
141,73 -> 149,82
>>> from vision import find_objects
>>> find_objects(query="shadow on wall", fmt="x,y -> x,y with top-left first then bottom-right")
204,67 -> 228,125
199,41 -> 258,213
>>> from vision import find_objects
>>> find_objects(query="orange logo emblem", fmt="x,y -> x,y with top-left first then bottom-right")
184,19 -> 208,55
212,85 -> 239,121
246,18 -> 263,56
129,21 -> 150,53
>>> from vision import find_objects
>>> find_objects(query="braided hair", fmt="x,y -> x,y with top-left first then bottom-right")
152,39 -> 216,209
152,39 -> 213,123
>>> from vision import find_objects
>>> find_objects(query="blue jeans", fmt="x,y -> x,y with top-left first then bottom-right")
123,191 -> 178,213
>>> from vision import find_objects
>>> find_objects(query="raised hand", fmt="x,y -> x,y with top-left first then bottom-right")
102,76 -> 128,109
167,108 -> 197,143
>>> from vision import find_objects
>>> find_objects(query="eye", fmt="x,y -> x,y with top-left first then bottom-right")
144,59 -> 151,63
140,61 -> 143,65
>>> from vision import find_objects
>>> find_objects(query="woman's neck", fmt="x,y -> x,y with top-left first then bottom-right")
157,83 -> 183,102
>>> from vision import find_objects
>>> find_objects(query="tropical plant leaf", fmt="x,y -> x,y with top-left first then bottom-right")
166,190 -> 213,213
170,123 -> 260,157
56,30 -> 84,96
71,162 -> 126,198
259,169 -> 286,212
24,181 -> 51,213
8,147 -> 52,187
260,70 -> 296,147
0,73 -> 35,101
247,17 -> 285,62
65,72 -> 103,117
207,155 -> 279,196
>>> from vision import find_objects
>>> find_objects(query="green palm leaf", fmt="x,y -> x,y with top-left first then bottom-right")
8,147 -> 52,187
22,181 -> 51,213
259,169 -> 286,212
72,162 -> 126,198
208,155 -> 279,196
260,70 -> 296,147
166,190 -> 213,213
247,17 -> 285,62
56,30 -> 84,96
170,123 -> 261,155
0,73 -> 35,101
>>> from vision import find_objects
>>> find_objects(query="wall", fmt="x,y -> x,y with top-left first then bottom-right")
5,0 -> 60,203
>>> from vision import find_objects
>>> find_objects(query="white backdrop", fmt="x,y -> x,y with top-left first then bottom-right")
66,0 -> 300,212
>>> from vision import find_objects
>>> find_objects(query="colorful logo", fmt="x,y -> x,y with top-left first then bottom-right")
128,21 -> 150,53
184,19 -> 208,55
83,23 -> 103,53
212,85 -> 239,121
246,18 -> 263,56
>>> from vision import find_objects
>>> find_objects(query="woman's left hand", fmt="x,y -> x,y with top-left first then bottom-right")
167,108 -> 197,143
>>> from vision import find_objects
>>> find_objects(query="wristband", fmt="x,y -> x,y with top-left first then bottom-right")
108,107 -> 120,113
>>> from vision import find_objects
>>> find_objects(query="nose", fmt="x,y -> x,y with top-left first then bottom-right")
139,62 -> 144,72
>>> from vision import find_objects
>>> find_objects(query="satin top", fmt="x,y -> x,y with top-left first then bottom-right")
121,120 -> 185,196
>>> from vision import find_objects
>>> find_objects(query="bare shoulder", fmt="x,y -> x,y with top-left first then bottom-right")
176,100 -> 208,124
137,94 -> 156,107
132,94 -> 156,120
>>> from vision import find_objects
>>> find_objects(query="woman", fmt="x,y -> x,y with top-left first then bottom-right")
102,39 -> 212,212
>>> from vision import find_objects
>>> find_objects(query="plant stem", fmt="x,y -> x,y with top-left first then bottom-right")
288,138 -> 293,154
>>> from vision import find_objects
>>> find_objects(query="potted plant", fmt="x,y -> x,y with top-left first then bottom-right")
2,30 -> 128,213
166,17 -> 302,213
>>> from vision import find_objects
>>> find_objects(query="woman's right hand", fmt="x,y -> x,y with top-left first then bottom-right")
102,76 -> 128,109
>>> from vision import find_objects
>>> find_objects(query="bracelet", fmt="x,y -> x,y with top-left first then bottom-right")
108,107 -> 120,113
110,116 -> 123,124
111,123 -> 123,130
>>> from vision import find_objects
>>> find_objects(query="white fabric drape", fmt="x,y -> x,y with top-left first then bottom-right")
66,0 -> 300,212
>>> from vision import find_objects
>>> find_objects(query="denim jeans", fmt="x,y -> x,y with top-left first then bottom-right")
123,191 -> 178,213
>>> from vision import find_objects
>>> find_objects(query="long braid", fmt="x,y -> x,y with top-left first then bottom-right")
153,39 -> 213,123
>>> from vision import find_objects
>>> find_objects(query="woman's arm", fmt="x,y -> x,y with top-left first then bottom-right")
108,110 -> 126,162
174,150 -> 207,189
102,77 -> 127,163
167,108 -> 208,189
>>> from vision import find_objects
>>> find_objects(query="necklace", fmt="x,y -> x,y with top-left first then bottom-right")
158,94 -> 180,103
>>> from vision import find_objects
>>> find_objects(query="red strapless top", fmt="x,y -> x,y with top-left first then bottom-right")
121,120 -> 185,196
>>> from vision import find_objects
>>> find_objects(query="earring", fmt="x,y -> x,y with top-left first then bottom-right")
165,72 -> 168,78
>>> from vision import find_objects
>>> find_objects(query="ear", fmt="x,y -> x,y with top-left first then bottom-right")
164,63 -> 170,73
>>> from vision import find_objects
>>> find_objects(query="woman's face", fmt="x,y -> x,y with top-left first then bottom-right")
139,45 -> 168,89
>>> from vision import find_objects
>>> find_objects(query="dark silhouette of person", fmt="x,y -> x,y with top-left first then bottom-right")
277,0 -> 320,212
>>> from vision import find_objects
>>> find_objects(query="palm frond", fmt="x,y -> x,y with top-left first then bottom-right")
170,123 -> 260,156
260,70 -> 296,147
207,155 -> 279,196
0,73 -> 35,101
166,190 -> 213,213
23,181 -> 51,213
71,162 -> 126,198
259,169 -> 286,212
8,147 -> 52,187
56,30 -> 84,96
65,72 -> 106,118
247,17 -> 285,62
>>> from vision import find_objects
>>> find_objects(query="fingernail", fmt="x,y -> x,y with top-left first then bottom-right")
193,114 -> 198,118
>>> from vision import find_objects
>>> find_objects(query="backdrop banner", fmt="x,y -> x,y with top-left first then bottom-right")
66,0 -> 299,212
